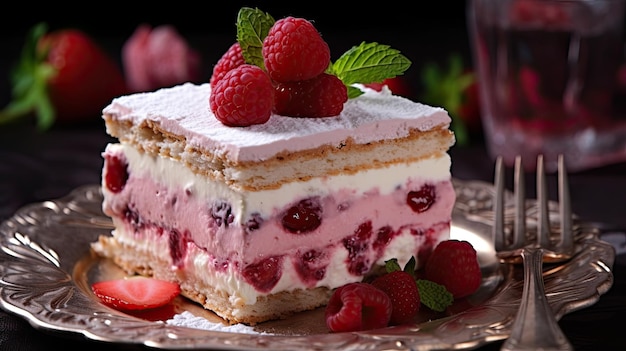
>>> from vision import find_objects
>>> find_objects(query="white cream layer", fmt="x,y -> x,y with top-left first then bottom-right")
102,83 -> 452,163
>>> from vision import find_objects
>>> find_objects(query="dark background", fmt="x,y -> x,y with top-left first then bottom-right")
1,2 -> 471,108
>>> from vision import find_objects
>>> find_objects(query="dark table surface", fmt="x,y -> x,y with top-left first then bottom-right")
2,3 -> 626,349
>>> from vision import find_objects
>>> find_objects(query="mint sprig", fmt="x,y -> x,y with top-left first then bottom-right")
417,279 -> 454,312
331,42 -> 411,99
236,7 -> 274,69
235,8 -> 411,99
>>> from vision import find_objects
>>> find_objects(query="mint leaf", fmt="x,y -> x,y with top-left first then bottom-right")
236,7 -> 274,69
416,279 -> 453,312
346,85 -> 363,99
332,41 -> 411,89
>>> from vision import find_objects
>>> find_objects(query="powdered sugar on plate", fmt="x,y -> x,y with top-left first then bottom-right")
166,311 -> 267,334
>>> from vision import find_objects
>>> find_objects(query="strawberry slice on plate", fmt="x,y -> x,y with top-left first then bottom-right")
92,276 -> 181,311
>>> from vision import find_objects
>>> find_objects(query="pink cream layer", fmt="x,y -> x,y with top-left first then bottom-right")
102,155 -> 455,295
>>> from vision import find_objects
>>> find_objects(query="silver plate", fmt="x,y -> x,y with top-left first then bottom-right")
0,180 -> 615,350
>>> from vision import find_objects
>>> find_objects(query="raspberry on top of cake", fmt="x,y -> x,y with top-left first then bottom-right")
92,7 -> 456,326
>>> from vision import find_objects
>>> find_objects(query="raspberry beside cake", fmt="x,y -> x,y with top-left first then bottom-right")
92,82 -> 455,325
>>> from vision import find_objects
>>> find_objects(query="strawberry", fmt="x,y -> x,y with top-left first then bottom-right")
0,23 -> 127,130
424,239 -> 481,299
371,268 -> 420,325
325,282 -> 392,332
91,276 -> 181,311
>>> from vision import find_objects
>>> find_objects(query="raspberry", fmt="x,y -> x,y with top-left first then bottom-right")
280,197 -> 322,233
371,270 -> 421,325
104,153 -> 129,193
262,17 -> 330,83
424,240 -> 482,299
209,64 -> 274,127
209,42 -> 245,89
407,184 -> 436,213
274,73 -> 347,117
325,282 -> 392,332
242,256 -> 283,292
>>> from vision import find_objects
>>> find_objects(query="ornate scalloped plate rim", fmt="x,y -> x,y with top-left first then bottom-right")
0,180 -> 615,350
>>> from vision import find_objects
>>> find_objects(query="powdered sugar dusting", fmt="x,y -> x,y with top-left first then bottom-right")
166,311 -> 268,334
103,83 -> 451,162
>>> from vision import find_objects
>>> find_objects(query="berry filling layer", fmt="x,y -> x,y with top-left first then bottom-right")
101,143 -> 455,305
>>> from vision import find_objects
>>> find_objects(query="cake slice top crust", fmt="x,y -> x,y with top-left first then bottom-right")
103,83 -> 452,164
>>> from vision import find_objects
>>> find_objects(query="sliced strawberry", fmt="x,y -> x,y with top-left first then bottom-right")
91,276 -> 181,311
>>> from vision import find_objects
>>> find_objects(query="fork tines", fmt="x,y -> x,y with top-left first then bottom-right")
493,154 -> 574,261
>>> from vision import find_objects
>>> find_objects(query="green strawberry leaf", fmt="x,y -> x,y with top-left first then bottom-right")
0,22 -> 56,130
416,279 -> 454,312
236,7 -> 274,69
332,42 -> 411,98
403,256 -> 417,277
383,258 -> 402,273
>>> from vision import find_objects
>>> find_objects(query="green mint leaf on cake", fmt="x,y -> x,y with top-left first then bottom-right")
331,42 -> 411,99
416,279 -> 454,312
236,7 -> 275,69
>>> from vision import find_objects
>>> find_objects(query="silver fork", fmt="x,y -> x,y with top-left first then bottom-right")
493,154 -> 575,351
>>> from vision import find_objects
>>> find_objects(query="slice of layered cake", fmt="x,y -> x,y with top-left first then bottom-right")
91,8 -> 456,325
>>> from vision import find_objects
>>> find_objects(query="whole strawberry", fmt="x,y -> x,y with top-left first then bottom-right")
424,239 -> 481,299
209,64 -> 274,127
325,282 -> 392,332
274,73 -> 348,117
0,23 -> 127,130
371,269 -> 420,325
262,16 -> 330,83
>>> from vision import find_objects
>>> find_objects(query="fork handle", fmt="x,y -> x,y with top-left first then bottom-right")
501,248 -> 573,351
